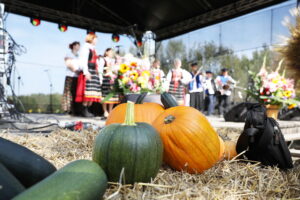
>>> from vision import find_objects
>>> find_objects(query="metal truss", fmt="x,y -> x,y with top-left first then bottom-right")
1,0 -> 125,33
155,0 -> 287,40
0,0 -> 288,40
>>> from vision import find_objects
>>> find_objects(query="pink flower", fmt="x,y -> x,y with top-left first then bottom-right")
130,83 -> 139,93
258,68 -> 267,77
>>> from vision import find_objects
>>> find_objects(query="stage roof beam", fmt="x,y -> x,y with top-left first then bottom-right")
1,0 -> 288,40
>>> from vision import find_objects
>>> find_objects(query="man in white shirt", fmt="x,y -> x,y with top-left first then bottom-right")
204,71 -> 217,116
215,68 -> 236,116
188,63 -> 204,111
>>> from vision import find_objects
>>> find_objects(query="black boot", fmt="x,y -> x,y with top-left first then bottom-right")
82,106 -> 94,117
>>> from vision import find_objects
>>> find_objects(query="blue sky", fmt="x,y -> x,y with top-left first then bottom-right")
4,0 -> 297,95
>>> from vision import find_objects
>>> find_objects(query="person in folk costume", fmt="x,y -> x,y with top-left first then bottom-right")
215,68 -> 236,116
204,71 -> 218,116
62,41 -> 81,115
75,33 -> 102,117
166,58 -> 192,105
100,48 -> 119,119
188,62 -> 205,111
150,59 -> 165,92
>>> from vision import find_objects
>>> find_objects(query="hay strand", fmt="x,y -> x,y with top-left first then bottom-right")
0,130 -> 299,199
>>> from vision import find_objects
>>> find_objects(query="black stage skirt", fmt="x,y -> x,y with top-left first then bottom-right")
190,92 -> 204,111
84,64 -> 101,102
169,82 -> 185,105
101,75 -> 119,104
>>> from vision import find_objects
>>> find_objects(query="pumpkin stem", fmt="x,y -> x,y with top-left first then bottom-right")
135,93 -> 147,104
164,115 -> 176,124
123,101 -> 136,126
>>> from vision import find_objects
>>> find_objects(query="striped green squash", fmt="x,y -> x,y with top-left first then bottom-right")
13,160 -> 107,200
93,101 -> 163,184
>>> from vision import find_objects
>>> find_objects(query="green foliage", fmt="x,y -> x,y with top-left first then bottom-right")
12,93 -> 63,113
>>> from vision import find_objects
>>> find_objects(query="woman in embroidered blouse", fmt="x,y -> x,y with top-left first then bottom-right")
100,48 -> 119,118
166,58 -> 192,105
62,41 -> 80,115
75,33 -> 101,117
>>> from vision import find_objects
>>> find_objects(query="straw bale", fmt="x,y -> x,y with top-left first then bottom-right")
0,129 -> 299,199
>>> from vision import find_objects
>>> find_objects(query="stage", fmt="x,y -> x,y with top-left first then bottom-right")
1,113 -> 299,142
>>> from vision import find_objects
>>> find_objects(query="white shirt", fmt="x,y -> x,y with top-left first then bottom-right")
98,57 -> 105,76
189,74 -> 204,93
79,42 -> 99,75
98,57 -> 116,75
215,75 -> 236,96
98,57 -> 116,83
65,52 -> 80,77
166,68 -> 192,90
151,68 -> 165,79
204,77 -> 215,95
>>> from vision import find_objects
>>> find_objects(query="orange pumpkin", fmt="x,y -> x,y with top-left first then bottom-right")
106,102 -> 164,125
218,136 -> 225,161
152,106 -> 221,173
223,141 -> 237,160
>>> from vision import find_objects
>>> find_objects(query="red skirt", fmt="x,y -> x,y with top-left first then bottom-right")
75,72 -> 101,103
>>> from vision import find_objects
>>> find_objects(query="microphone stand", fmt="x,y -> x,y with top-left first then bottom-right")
44,70 -> 53,113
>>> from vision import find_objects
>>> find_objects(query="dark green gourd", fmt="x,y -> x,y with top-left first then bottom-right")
0,163 -> 25,200
13,160 -> 107,200
0,137 -> 56,187
160,92 -> 178,109
93,101 -> 163,184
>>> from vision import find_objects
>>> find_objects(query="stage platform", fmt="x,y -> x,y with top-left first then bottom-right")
1,113 -> 300,142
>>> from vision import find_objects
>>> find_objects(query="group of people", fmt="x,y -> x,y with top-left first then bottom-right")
61,33 -> 236,118
62,33 -> 119,118
165,60 -> 236,116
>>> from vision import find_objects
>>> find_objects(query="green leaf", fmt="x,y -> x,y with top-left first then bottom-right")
101,92 -> 115,103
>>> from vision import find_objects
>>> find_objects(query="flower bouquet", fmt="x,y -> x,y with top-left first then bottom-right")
102,59 -> 165,102
118,62 -> 155,93
247,58 -> 299,109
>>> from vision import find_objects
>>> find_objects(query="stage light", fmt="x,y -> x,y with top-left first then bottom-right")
135,39 -> 143,47
87,29 -> 95,34
58,24 -> 68,32
112,33 -> 120,42
30,18 -> 41,26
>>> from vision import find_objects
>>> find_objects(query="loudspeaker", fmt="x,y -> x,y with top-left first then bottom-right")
279,107 -> 300,121
224,102 -> 248,122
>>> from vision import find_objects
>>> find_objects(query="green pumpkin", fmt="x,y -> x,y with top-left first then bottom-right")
92,101 -> 163,184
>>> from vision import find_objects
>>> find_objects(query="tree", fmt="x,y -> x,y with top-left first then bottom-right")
155,39 -> 278,102
12,93 -> 63,113
165,40 -> 186,60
